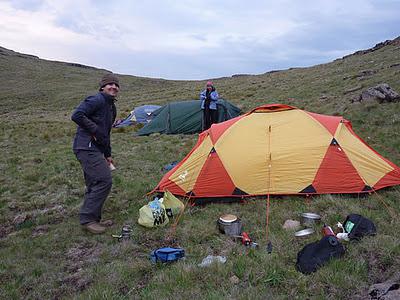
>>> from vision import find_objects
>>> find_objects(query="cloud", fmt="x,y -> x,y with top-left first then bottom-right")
0,0 -> 399,79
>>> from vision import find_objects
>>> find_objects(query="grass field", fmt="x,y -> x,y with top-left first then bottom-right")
1,40 -> 400,299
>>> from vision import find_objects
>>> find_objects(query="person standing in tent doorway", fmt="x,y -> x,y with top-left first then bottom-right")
71,73 -> 119,234
200,81 -> 219,130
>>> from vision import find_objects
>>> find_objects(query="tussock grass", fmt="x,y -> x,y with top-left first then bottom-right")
0,43 -> 400,298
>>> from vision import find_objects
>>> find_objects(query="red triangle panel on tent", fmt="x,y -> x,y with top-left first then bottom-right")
312,144 -> 366,193
155,179 -> 186,195
192,151 -> 236,197
209,116 -> 244,144
373,168 -> 400,190
305,111 -> 343,136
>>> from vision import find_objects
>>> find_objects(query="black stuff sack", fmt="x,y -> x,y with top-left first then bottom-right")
343,214 -> 376,240
296,236 -> 345,274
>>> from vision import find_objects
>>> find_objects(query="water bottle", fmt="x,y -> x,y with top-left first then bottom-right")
149,197 -> 161,211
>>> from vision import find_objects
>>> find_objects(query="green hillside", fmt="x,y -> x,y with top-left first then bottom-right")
1,38 -> 399,299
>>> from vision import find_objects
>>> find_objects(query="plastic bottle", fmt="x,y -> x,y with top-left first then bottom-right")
149,197 -> 161,211
322,223 -> 335,236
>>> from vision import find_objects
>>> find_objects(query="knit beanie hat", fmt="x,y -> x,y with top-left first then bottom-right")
99,73 -> 120,90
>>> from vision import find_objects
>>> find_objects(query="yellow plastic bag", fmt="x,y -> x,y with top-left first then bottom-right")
138,198 -> 169,228
162,190 -> 184,219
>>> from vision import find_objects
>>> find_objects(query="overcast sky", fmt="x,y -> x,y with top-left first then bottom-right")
0,0 -> 399,80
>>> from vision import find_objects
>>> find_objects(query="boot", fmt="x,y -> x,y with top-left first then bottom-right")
83,221 -> 106,234
99,219 -> 113,227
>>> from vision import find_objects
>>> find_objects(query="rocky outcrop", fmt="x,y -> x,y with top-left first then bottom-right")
368,274 -> 400,299
351,83 -> 400,103
343,37 -> 400,59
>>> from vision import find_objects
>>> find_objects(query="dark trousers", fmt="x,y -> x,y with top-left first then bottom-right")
203,107 -> 218,130
75,150 -> 112,225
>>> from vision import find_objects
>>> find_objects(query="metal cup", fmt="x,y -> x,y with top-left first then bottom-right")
121,225 -> 132,240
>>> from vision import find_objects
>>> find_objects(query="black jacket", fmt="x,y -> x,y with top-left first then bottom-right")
71,92 -> 117,157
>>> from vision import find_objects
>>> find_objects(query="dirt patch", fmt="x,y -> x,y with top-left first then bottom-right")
34,204 -> 66,216
118,283 -> 130,296
65,242 -> 102,272
219,236 -> 238,257
13,213 -> 28,225
32,225 -> 49,237
364,252 -> 393,284
135,272 -> 154,291
138,236 -> 169,250
33,204 -> 67,224
2,204 -> 67,239
0,224 -> 14,239
55,242 -> 103,296
60,273 -> 92,291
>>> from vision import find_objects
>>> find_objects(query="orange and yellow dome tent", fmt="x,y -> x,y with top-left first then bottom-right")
154,104 -> 400,199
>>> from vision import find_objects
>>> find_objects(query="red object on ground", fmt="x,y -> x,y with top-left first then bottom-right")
241,232 -> 252,246
322,224 -> 335,236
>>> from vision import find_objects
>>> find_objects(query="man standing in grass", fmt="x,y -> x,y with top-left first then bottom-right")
71,73 -> 119,234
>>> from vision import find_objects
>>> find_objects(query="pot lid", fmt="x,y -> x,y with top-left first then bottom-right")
294,228 -> 315,237
301,212 -> 321,220
219,214 -> 238,223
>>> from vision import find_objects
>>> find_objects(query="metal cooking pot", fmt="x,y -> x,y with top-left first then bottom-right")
217,214 -> 242,236
300,212 -> 321,227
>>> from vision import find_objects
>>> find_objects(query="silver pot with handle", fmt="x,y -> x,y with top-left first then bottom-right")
300,212 -> 321,227
217,214 -> 242,236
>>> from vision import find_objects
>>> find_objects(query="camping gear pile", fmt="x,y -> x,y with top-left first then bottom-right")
137,103 -> 397,272
296,213 -> 377,274
217,214 -> 259,249
293,212 -> 321,237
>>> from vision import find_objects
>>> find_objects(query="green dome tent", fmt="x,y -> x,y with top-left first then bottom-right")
137,99 -> 241,135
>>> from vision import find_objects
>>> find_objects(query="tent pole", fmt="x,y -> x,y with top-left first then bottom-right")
266,125 -> 272,253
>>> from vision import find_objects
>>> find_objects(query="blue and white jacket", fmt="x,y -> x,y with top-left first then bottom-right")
200,89 -> 219,110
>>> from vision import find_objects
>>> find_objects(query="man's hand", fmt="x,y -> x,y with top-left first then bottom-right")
106,156 -> 116,170
93,130 -> 107,146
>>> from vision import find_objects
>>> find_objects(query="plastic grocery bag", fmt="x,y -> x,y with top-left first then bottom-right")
138,197 -> 169,228
162,190 -> 184,219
